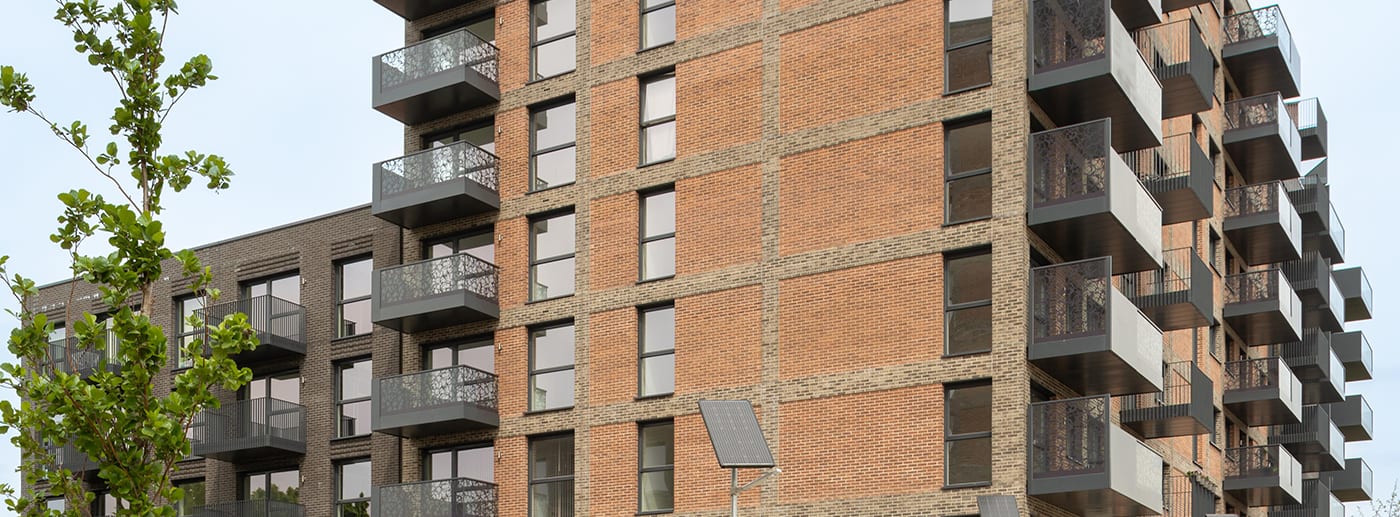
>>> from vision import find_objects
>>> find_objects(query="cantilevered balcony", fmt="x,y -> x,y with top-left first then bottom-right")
1134,19 -> 1213,117
1325,395 -> 1374,442
1225,445 -> 1304,507
372,142 -> 500,228
373,0 -> 466,20
189,500 -> 305,517
372,365 -> 499,438
1330,331 -> 1374,382
372,253 -> 499,333
1030,258 -> 1164,396
1267,479 -> 1344,517
1028,396 -> 1164,516
1124,134 -> 1214,224
1028,121 -> 1164,274
1162,0 -> 1212,11
1287,175 -> 1329,234
1303,203 -> 1344,263
1116,247 -> 1213,331
1272,329 -> 1344,405
1285,98 -> 1328,160
374,478 -> 498,517
190,397 -> 306,462
1319,458 -> 1373,502
1223,270 -> 1303,346
1112,0 -> 1161,30
373,29 -> 500,124
1268,405 -> 1345,473
1223,182 -> 1302,266
1280,254 -> 1344,332
1223,6 -> 1302,98
1224,357 -> 1302,427
1163,473 -> 1218,517
1224,94 -> 1303,184
1029,0 -> 1162,152
1118,362 -> 1212,438
1333,267 -> 1373,322
45,443 -> 98,476
42,330 -> 120,379
200,295 -> 307,364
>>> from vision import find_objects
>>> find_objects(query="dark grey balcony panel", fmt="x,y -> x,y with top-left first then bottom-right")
200,295 -> 307,364
1224,94 -> 1304,184
41,331 -> 121,379
1332,267 -> 1373,322
1280,255 -> 1343,333
372,365 -> 499,438
1267,479 -> 1345,517
190,397 -> 306,462
1119,362 -> 1212,438
1162,0 -> 1212,11
1330,331 -> 1373,382
1224,357 -> 1303,427
1319,458 -> 1373,502
1028,121 -> 1164,275
375,477 -> 498,517
373,253 -> 499,333
1028,396 -> 1165,516
1223,182 -> 1303,266
1223,6 -> 1302,98
373,0 -> 466,20
1125,134 -> 1214,224
373,29 -> 500,124
1223,270 -> 1303,346
1286,175 -> 1328,232
1286,98 -> 1328,160
1030,258 -> 1164,396
372,141 -> 501,228
1117,247 -> 1213,331
1029,0 -> 1163,152
1112,0 -> 1162,30
1303,202 -> 1344,263
1134,19 -> 1213,117
189,500 -> 305,517
1268,406 -> 1345,473
1271,329 -> 1343,405
1164,473 -> 1218,517
1324,395 -> 1373,442
45,443 -> 99,477
1225,445 -> 1304,507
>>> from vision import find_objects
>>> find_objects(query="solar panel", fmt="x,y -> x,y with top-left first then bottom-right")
976,495 -> 1018,517
698,400 -> 775,468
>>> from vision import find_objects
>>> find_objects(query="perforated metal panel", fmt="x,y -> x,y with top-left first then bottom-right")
698,400 -> 775,468
976,495 -> 1018,517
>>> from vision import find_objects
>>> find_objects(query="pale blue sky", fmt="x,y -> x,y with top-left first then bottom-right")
0,0 -> 1395,512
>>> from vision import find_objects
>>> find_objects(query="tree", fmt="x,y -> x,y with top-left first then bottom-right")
0,1 -> 259,515
1362,484 -> 1400,517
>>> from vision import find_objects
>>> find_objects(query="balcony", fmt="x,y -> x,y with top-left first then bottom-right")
1287,175 -> 1328,235
373,0 -> 465,20
1223,94 -> 1303,184
190,397 -> 306,462
1224,357 -> 1302,427
1116,247 -> 1213,331
42,330 -> 120,379
1267,479 -> 1344,517
1271,329 -> 1344,405
1112,0 -> 1161,30
374,478 -> 497,517
373,253 -> 499,333
1268,405 -> 1345,473
1030,258 -> 1164,396
1303,203 -> 1344,263
1330,331 -> 1374,382
45,443 -> 98,477
1280,254 -> 1344,332
372,142 -> 500,228
1223,6 -> 1302,98
200,295 -> 307,364
373,29 -> 500,124
1319,458 -> 1373,502
1028,121 -> 1164,274
1118,362 -> 1212,438
1029,0 -> 1162,152
1134,19 -> 1213,118
372,365 -> 499,438
1162,0 -> 1212,11
1223,182 -> 1302,266
1225,445 -> 1303,507
1223,270 -> 1302,346
1028,396 -> 1164,516
1325,395 -> 1373,442
1124,134 -> 1214,224
1332,267 -> 1373,322
1163,473 -> 1217,517
189,500 -> 305,517
1285,98 -> 1328,160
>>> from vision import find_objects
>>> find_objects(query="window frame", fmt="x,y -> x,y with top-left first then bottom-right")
943,0 -> 993,94
422,336 -> 495,372
637,420 -> 676,514
422,119 -> 497,153
528,321 -> 576,412
239,271 -> 301,304
529,0 -> 578,81
173,293 -> 205,369
639,0 -> 677,51
241,369 -> 302,404
422,229 -> 495,262
943,379 -> 993,488
528,433 -> 576,517
334,256 -> 373,339
239,468 -> 300,503
639,72 -> 677,166
528,99 -> 578,192
423,442 -> 495,482
637,304 -> 676,398
334,357 -> 374,438
335,458 -> 373,517
943,114 -> 993,225
529,210 -> 577,301
173,479 -> 206,516
943,247 -> 993,357
639,187 -> 676,281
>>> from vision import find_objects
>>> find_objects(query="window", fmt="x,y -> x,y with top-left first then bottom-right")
246,371 -> 301,404
174,294 -> 204,368
530,434 -> 575,517
425,231 -> 495,263
945,0 -> 992,92
529,323 -> 575,411
640,189 -> 676,280
944,380 -> 992,486
96,491 -> 122,516
336,459 -> 372,517
639,305 -> 675,397
530,101 -> 577,190
241,272 -> 300,305
638,421 -> 675,513
640,74 -> 676,165
174,479 -> 206,516
530,212 -> 576,300
531,0 -> 576,80
242,469 -> 299,503
336,358 -> 373,437
45,498 -> 64,511
945,117 -> 992,223
425,338 -> 495,374
640,0 -> 676,49
336,257 -> 372,338
1210,408 -> 1222,447
427,443 -> 495,483
426,121 -> 495,154
945,251 -> 992,355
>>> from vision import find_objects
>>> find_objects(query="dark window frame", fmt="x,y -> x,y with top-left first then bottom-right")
334,255 -> 373,339
943,379 -> 993,488
421,228 -> 495,262
422,118 -> 496,152
334,357 -> 373,438
529,0 -> 578,81
943,114 -> 993,225
239,467 -> 300,502
528,321 -> 576,412
637,420 -> 675,514
529,98 -> 578,192
423,441 -> 495,481
637,304 -> 676,398
422,336 -> 495,371
529,210 -> 577,301
173,478 -> 206,516
173,293 -> 205,369
238,270 -> 301,303
943,247 -> 993,357
528,432 -> 576,516
639,187 -> 676,282
335,458 -> 373,517
639,0 -> 677,51
943,0 -> 993,94
639,72 -> 677,167
240,369 -> 301,404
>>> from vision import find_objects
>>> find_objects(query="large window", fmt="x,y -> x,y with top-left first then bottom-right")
944,380 -> 992,487
336,358 -> 373,438
425,338 -> 495,374
945,117 -> 992,223
241,273 -> 300,304
944,250 -> 992,356
529,323 -> 575,411
640,0 -> 676,50
640,73 -> 676,165
96,492 -> 122,516
336,459 -> 372,517
246,371 -> 300,404
638,421 -> 675,513
174,294 -> 204,368
945,0 -> 992,92
45,498 -> 64,511
174,479 -> 205,516
530,101 -> 577,191
530,433 -> 575,517
425,231 -> 495,263
639,305 -> 675,397
531,0 -> 576,80
242,468 -> 299,503
427,443 -> 495,483
336,257 -> 372,338
426,121 -> 496,154
640,189 -> 676,281
530,212 -> 576,300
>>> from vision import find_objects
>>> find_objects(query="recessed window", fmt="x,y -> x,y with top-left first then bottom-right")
241,468 -> 300,504
531,0 -> 577,80
336,257 -> 372,338
945,0 -> 992,92
639,305 -> 675,397
944,380 -> 992,486
173,295 -> 204,368
241,272 -> 301,305
638,421 -> 675,513
641,74 -> 677,165
530,434 -> 575,516
426,121 -> 496,154
640,189 -> 676,280
336,358 -> 373,437
530,212 -> 576,300
245,371 -> 301,404
641,0 -> 676,49
174,479 -> 205,516
530,323 -> 576,411
945,117 -> 992,223
427,443 -> 495,483
336,458 -> 372,517
45,498 -> 64,511
945,251 -> 992,355
530,101 -> 577,191
425,338 -> 495,374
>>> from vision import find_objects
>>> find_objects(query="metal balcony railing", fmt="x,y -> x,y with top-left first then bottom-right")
1327,202 -> 1345,257
200,295 -> 306,345
189,397 -> 306,454
1224,181 -> 1287,219
378,365 -> 498,416
1272,328 -> 1330,368
1223,6 -> 1297,64
1121,361 -> 1193,412
1285,98 -> 1322,133
1030,395 -> 1109,479
1032,259 -> 1111,343
42,329 -> 121,376
1124,134 -> 1195,184
1031,0 -> 1108,73
376,478 -> 497,517
45,443 -> 98,474
1224,269 -> 1287,306
378,253 -> 499,306
1225,93 -> 1299,142
376,141 -> 500,201
189,500 -> 305,517
1227,444 -> 1298,483
1116,247 -> 1198,298
1225,357 -> 1289,392
376,29 -> 498,91
1134,19 -> 1210,77
1031,120 -> 1113,209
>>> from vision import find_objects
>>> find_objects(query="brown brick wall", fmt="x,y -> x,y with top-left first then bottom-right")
675,165 -> 762,275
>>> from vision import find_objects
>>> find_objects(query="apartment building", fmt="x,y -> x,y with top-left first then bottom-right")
25,0 -> 1379,515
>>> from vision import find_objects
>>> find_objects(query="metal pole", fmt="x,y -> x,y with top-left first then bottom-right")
731,468 -> 738,517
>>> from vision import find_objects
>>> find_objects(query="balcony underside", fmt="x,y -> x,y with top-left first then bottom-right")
1030,336 -> 1161,396
1113,0 -> 1162,30
232,332 -> 306,366
1289,184 -> 1328,231
1224,301 -> 1301,346
1302,232 -> 1343,264
1271,431 -> 1344,473
1157,34 -> 1214,117
1029,213 -> 1162,275
373,67 -> 500,125
1321,459 -> 1373,502
1144,174 -> 1213,226
1223,36 -> 1302,98
1031,486 -> 1161,517
1299,127 -> 1327,162
1162,0 -> 1212,11
374,0 -> 464,20
373,290 -> 499,333
193,437 -> 306,463
1030,61 -> 1162,153
1224,125 -> 1302,184
372,403 -> 500,438
1331,332 -> 1373,382
1132,290 -> 1213,331
372,177 -> 500,229
1121,367 -> 1212,438
1225,388 -> 1301,427
1226,477 -> 1302,508
1224,213 -> 1301,266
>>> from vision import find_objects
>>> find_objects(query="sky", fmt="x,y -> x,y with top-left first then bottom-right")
0,0 -> 1396,512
